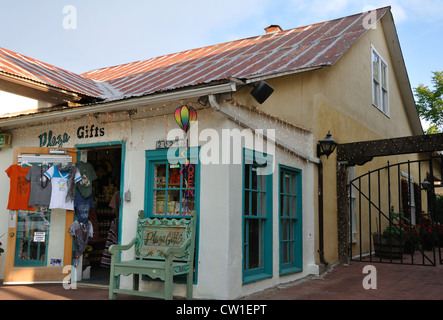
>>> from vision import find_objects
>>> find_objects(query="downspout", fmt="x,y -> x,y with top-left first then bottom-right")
317,159 -> 329,267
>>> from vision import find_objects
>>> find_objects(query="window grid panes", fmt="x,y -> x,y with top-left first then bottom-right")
243,150 -> 272,283
279,166 -> 302,275
153,162 -> 195,217
372,47 -> 389,116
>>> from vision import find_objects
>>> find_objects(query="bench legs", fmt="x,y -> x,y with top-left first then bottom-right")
109,273 -> 118,300
186,272 -> 193,300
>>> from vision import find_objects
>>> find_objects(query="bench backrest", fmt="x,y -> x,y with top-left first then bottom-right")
135,211 -> 196,263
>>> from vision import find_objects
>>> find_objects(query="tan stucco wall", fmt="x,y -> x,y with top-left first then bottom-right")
233,17 -> 426,264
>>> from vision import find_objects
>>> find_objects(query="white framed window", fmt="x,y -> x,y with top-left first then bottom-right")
371,46 -> 389,116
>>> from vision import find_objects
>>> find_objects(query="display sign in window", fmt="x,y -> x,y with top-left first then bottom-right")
152,163 -> 195,217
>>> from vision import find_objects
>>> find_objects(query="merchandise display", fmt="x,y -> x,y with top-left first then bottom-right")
6,148 -> 121,283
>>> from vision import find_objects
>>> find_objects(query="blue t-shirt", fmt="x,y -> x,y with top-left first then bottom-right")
74,191 -> 94,223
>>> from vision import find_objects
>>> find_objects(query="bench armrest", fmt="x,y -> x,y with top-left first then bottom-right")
164,238 -> 191,258
109,238 -> 137,255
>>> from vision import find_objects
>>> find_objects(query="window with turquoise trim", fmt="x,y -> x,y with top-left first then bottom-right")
145,148 -> 199,218
243,149 -> 273,283
279,165 -> 302,275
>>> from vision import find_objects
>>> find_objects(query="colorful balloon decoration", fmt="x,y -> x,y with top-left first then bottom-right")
174,105 -> 197,133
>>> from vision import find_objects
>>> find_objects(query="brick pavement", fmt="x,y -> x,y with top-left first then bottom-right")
0,261 -> 442,300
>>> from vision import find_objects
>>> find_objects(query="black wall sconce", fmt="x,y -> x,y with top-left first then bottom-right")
250,80 -> 274,104
317,131 -> 338,158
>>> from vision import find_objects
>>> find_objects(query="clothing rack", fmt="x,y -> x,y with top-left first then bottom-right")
18,154 -> 72,165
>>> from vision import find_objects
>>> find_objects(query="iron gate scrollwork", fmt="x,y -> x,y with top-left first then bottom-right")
348,155 -> 442,266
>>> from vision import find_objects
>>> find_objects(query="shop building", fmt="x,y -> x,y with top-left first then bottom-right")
0,7 -> 428,299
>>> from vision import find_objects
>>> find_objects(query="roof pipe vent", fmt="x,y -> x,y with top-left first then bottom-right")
265,25 -> 283,34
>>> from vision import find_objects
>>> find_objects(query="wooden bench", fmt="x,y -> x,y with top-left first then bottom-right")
108,210 -> 196,300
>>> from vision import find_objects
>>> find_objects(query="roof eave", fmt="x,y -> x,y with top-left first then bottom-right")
0,81 -> 237,130
0,71 -> 100,105
380,11 -> 424,135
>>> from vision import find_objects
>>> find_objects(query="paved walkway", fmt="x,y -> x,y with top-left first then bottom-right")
0,261 -> 442,300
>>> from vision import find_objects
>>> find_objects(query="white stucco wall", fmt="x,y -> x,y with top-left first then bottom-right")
0,102 -> 318,299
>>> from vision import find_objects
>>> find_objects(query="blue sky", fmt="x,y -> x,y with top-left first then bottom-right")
0,0 -> 441,92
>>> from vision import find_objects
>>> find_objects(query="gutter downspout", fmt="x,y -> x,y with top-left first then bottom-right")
318,159 -> 329,268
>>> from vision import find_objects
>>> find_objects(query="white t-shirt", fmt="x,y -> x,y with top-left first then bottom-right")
44,165 -> 81,210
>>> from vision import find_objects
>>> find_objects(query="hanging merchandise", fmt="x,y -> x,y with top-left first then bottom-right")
5,164 -> 35,211
100,217 -> 118,268
68,219 -> 93,267
44,163 -> 81,210
76,161 -> 98,198
26,164 -> 52,207
74,191 -> 94,224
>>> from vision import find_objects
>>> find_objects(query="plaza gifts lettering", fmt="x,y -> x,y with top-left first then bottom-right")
39,130 -> 70,147
144,230 -> 183,246
77,125 -> 105,139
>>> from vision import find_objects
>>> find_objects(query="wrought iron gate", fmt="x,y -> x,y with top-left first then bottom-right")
349,155 -> 442,266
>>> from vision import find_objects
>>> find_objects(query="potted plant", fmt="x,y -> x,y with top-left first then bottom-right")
0,241 -> 4,256
373,208 -> 420,258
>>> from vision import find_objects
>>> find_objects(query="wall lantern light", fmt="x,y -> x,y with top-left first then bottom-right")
250,80 -> 274,104
317,131 -> 338,158
421,178 -> 431,191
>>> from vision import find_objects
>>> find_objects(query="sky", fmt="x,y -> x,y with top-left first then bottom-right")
0,0 -> 442,92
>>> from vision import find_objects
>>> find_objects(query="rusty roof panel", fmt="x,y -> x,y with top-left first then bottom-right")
0,7 -> 390,102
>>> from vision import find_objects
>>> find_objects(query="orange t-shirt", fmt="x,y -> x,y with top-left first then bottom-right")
6,165 -> 35,211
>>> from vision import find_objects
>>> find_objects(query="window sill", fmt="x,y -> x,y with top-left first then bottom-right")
243,271 -> 272,284
372,103 -> 390,118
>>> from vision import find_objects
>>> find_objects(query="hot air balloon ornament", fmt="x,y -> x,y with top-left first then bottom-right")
174,105 -> 197,135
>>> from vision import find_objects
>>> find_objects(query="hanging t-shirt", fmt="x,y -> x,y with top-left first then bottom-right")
44,165 -> 81,210
74,191 -> 94,223
68,220 -> 93,266
5,164 -> 34,211
76,161 -> 97,198
26,165 -> 52,207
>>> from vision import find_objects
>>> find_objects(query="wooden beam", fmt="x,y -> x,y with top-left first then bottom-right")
337,133 -> 443,166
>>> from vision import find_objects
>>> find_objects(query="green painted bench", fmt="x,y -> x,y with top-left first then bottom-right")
108,210 -> 196,300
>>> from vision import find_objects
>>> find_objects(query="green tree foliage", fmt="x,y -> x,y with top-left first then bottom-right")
414,71 -> 443,134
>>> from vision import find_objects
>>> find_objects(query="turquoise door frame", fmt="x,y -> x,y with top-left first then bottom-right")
75,141 -> 125,244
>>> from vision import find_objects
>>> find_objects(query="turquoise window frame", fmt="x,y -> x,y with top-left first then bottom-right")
242,148 -> 273,284
279,164 -> 303,275
145,147 -> 200,284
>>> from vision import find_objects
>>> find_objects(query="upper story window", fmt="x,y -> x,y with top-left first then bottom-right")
372,46 -> 389,116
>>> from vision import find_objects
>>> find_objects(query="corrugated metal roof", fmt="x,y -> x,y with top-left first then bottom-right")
0,7 -> 390,102
0,47 -> 105,98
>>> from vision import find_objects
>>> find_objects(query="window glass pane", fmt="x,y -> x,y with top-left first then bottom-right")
245,165 -> 250,189
291,175 -> 297,195
154,164 -> 167,188
382,89 -> 388,114
251,167 -> 258,190
168,165 -> 181,187
248,219 -> 263,269
181,191 -> 195,216
372,52 -> 380,80
181,164 -> 195,190
244,190 -> 250,216
373,80 -> 380,107
153,190 -> 166,215
251,192 -> 258,216
291,196 -> 297,217
259,193 -> 266,216
285,174 -> 290,194
167,190 -> 180,215
381,63 -> 387,88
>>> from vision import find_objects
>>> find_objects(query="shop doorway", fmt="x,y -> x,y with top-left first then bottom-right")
76,144 -> 123,286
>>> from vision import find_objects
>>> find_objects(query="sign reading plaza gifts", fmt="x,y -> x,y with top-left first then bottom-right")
135,217 -> 192,260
